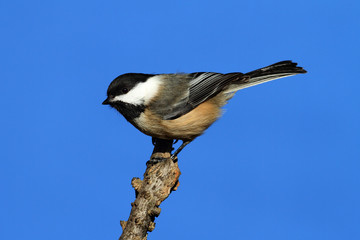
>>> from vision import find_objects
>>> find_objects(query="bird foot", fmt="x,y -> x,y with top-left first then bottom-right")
147,157 -> 168,165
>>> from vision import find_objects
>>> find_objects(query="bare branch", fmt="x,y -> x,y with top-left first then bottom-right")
119,139 -> 181,240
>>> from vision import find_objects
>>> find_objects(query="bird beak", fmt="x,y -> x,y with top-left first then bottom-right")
102,98 -> 110,105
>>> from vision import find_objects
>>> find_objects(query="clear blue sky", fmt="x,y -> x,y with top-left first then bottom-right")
1,1 -> 359,239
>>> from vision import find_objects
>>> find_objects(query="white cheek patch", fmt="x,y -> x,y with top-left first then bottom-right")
112,75 -> 162,105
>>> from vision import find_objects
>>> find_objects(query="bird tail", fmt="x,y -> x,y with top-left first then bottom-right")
225,61 -> 307,93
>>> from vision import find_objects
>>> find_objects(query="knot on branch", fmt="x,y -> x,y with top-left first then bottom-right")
120,220 -> 127,230
172,180 -> 180,191
131,177 -> 142,194
147,207 -> 161,217
148,222 -> 156,232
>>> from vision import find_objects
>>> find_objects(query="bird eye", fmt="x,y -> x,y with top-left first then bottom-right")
122,88 -> 129,94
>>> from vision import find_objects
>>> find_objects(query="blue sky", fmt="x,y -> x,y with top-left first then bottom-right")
1,0 -> 359,239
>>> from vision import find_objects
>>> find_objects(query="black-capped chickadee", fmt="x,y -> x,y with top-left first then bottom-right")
103,61 -> 306,159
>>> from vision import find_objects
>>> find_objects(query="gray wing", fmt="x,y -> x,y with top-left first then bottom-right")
152,61 -> 306,120
157,72 -> 244,120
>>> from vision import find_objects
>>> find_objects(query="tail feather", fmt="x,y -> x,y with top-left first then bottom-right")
225,61 -> 307,93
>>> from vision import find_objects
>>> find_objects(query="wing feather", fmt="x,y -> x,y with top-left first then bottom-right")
152,61 -> 306,120
160,72 -> 243,120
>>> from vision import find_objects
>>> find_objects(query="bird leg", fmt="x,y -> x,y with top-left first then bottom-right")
147,138 -> 174,164
171,141 -> 191,160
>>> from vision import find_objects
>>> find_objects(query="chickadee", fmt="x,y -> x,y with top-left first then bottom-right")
103,61 -> 306,159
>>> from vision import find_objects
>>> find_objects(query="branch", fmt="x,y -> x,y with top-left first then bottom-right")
119,139 -> 181,240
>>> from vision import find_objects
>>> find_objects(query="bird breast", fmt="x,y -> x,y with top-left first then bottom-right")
133,96 -> 226,140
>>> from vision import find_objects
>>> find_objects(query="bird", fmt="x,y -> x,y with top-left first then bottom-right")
103,60 -> 306,160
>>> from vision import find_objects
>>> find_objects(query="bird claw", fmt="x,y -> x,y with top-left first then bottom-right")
171,140 -> 191,160
170,154 -> 178,162
147,157 -> 168,164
